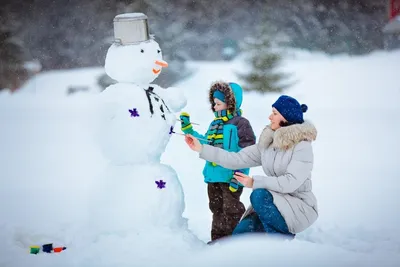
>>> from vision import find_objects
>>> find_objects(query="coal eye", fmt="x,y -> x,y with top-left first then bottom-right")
157,50 -> 161,53
140,49 -> 144,53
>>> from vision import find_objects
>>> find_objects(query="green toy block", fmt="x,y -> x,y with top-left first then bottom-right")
30,246 -> 40,254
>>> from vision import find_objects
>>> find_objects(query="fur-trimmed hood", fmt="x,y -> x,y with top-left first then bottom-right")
258,121 -> 317,150
208,81 -> 243,113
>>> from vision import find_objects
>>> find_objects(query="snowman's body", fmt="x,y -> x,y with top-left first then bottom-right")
98,83 -> 176,165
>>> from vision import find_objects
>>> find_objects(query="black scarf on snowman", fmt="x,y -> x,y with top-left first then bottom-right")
144,86 -> 170,120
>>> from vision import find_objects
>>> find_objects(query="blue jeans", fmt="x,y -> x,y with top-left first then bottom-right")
233,189 -> 294,238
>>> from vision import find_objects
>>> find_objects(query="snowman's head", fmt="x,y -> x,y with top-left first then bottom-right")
105,39 -> 167,85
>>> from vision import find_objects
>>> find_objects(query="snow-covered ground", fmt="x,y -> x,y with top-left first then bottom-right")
1,49 -> 400,266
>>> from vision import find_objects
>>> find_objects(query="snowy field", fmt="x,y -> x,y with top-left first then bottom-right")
1,49 -> 400,266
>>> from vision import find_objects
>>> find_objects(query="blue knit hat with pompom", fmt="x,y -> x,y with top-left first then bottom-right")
272,95 -> 308,124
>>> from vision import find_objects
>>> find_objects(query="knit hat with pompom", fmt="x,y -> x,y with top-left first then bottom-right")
272,95 -> 308,124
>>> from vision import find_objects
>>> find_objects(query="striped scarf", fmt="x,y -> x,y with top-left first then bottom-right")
207,109 -> 242,148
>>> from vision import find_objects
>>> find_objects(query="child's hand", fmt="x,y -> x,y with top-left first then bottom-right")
185,134 -> 202,152
234,171 -> 254,188
180,112 -> 193,134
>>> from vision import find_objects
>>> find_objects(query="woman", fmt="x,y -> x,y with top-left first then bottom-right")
184,95 -> 318,238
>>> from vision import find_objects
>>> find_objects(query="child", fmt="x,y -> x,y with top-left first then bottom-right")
180,81 -> 256,243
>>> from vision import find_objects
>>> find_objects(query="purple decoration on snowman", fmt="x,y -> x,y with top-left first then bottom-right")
129,108 -> 140,117
155,179 -> 166,189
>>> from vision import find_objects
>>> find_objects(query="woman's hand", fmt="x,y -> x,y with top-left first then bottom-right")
234,171 -> 254,188
185,134 -> 202,152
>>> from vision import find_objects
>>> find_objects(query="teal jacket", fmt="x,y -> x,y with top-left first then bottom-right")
191,83 -> 256,184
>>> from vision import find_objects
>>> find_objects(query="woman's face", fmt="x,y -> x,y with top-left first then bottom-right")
214,98 -> 227,112
269,107 -> 286,130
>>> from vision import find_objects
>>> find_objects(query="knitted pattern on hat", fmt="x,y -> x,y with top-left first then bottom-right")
272,95 -> 308,124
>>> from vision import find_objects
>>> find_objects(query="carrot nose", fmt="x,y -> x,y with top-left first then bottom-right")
155,60 -> 168,68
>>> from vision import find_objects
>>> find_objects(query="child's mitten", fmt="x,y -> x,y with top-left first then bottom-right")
180,112 -> 194,134
229,170 -> 242,192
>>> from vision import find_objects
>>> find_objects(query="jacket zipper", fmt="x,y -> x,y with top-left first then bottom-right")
228,129 -> 232,149
272,148 -> 278,176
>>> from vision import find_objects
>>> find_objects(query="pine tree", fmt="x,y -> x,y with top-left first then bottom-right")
237,26 -> 290,93
0,30 -> 29,91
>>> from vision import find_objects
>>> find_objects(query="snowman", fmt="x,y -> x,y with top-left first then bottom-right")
88,12 -> 191,234
80,14 -> 203,265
